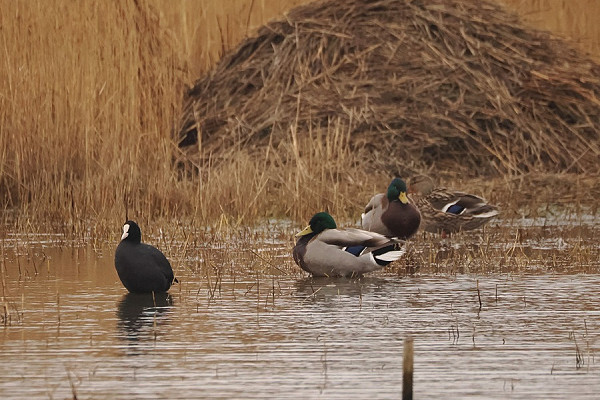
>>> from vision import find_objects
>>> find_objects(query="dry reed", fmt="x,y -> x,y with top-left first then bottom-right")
0,1 -> 191,230
0,0 -> 378,229
178,0 -> 600,178
499,0 -> 600,60
171,0 -> 600,77
1,0 -> 599,232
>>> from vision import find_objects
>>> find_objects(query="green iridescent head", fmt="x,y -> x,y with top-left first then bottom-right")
296,212 -> 337,236
387,178 -> 409,204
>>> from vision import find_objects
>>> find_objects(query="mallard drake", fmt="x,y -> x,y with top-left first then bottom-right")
361,178 -> 421,239
115,221 -> 178,293
293,212 -> 405,277
408,175 -> 499,235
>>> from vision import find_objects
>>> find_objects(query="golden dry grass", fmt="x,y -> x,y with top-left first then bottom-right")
171,0 -> 600,77
498,0 -> 600,61
177,0 -> 600,179
0,2 -> 383,231
159,0 -> 307,78
0,0 -> 598,233
0,1 -> 187,228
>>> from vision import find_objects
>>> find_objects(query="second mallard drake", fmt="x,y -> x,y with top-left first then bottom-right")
408,175 -> 499,235
293,212 -> 405,277
361,178 -> 421,240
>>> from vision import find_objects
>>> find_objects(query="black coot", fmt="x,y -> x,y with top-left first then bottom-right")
114,220 -> 177,293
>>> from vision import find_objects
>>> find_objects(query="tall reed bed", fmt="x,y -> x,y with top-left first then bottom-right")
159,0 -> 307,77
1,0 -> 598,234
177,120 -> 392,225
168,0 -> 600,78
499,0 -> 600,60
0,1 -> 385,231
0,1 -> 186,228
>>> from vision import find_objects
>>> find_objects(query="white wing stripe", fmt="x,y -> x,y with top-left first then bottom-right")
376,250 -> 405,262
474,210 -> 500,218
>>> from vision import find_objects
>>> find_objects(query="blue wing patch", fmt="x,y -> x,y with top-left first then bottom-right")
344,245 -> 366,257
446,204 -> 465,215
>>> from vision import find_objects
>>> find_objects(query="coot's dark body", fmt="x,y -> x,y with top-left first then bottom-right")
114,221 -> 176,293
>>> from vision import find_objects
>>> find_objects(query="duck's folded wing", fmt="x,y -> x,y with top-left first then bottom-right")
426,188 -> 460,208
428,189 -> 482,209
450,195 -> 498,216
145,244 -> 175,281
318,228 -> 392,248
363,193 -> 384,214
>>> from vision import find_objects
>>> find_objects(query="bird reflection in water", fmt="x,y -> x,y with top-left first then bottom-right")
294,276 -> 391,303
116,292 -> 174,347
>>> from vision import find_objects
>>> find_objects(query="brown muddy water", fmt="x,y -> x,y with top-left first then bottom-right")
1,215 -> 599,399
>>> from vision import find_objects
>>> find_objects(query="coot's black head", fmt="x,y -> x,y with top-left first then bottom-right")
121,220 -> 142,243
387,178 -> 409,204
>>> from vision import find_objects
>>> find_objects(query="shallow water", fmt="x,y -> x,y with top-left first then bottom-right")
1,222 -> 599,399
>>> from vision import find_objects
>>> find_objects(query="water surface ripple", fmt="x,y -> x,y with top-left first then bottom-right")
1,240 -> 599,398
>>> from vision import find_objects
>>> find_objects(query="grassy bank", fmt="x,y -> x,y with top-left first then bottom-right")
0,0 -> 599,235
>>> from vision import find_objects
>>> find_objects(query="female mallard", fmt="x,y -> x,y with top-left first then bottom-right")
408,175 -> 499,235
361,178 -> 421,239
293,212 -> 405,277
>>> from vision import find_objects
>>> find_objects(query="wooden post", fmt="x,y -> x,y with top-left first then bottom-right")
403,336 -> 414,400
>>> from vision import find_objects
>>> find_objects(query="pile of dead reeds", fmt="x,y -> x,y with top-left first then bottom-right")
178,0 -> 600,176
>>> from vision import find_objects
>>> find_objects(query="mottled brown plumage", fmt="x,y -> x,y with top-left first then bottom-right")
408,175 -> 499,235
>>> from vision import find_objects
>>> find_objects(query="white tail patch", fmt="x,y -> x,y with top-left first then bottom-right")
121,224 -> 130,240
360,213 -> 367,223
376,249 -> 406,262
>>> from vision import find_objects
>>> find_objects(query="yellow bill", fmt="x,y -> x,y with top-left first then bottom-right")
399,191 -> 409,204
296,225 -> 313,237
